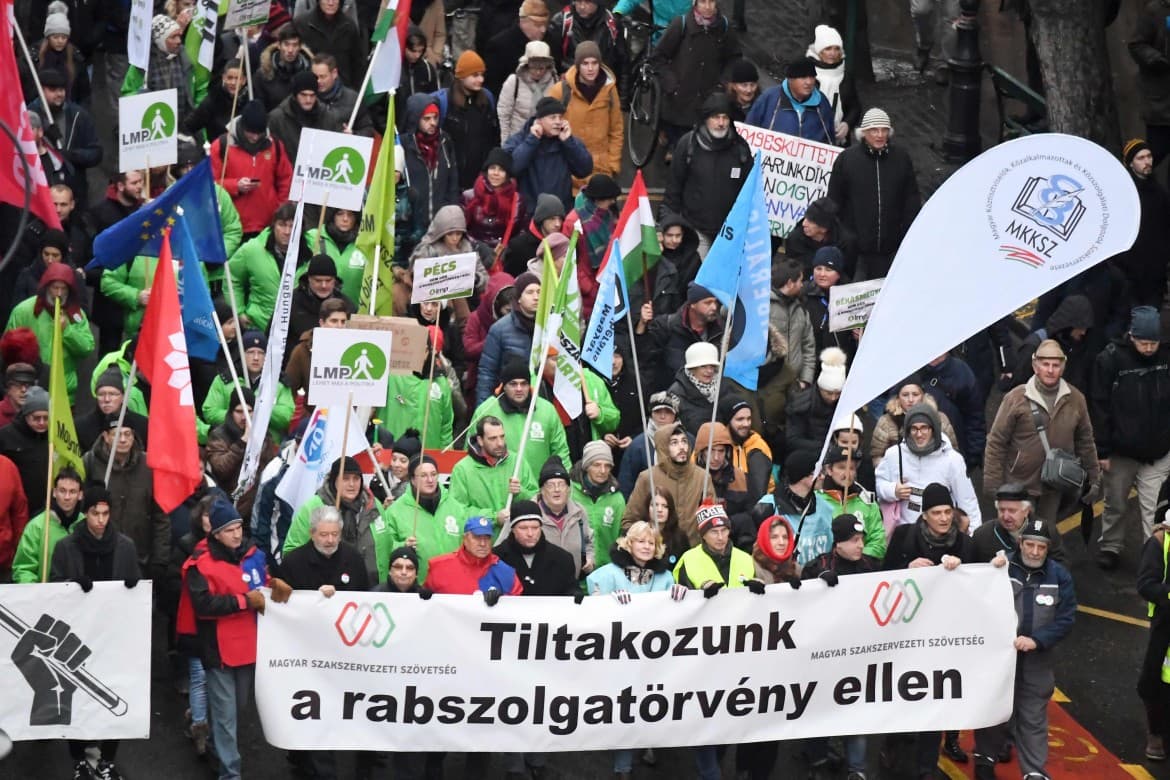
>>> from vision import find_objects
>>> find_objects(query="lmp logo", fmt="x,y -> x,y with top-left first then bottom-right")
869,580 -> 923,627
335,601 -> 395,648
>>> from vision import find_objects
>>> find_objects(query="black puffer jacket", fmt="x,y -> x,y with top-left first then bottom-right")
638,302 -> 725,393
1012,294 -> 1096,393
1091,338 -> 1170,461
1131,0 -> 1170,124
663,123 -> 753,236
827,140 -> 921,257
494,533 -> 581,596
785,385 -> 838,454
1112,172 -> 1170,304
400,94 -> 462,228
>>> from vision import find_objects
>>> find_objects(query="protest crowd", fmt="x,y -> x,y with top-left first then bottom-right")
1,0 -> 1170,780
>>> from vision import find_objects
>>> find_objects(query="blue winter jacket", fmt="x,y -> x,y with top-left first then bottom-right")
1008,551 -> 1076,652
612,0 -> 692,43
587,559 -> 675,595
502,117 -> 594,212
745,85 -> 835,144
476,310 -> 536,406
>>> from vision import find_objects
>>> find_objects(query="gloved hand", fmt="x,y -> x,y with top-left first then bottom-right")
245,589 -> 266,614
42,122 -> 62,145
670,583 -> 687,601
72,576 -> 93,593
612,589 -> 632,605
701,581 -> 723,599
123,576 -> 139,589
573,592 -> 585,604
483,587 -> 501,607
786,575 -> 802,590
819,570 -> 840,587
744,578 -> 766,595
418,587 -> 433,600
269,578 -> 292,603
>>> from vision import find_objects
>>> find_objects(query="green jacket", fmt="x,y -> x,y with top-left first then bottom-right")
121,55 -> 206,106
571,480 -> 626,568
228,229 -> 308,332
469,395 -> 571,477
384,488 -> 470,582
11,510 -> 72,584
5,299 -> 93,402
582,370 -> 621,439
211,184 -> 243,284
377,373 -> 454,450
304,227 -> 364,301
448,452 -> 538,530
283,489 -> 395,583
201,374 -> 294,438
818,489 -> 888,561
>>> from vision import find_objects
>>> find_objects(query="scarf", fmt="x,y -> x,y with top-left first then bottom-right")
326,219 -> 358,249
472,176 -> 517,222
416,487 -> 441,515
693,8 -> 717,27
573,191 -> 615,269
52,500 -> 82,532
686,369 -> 719,401
75,525 -> 118,582
575,71 -> 604,104
919,519 -> 959,551
415,130 -> 440,171
780,79 -> 822,120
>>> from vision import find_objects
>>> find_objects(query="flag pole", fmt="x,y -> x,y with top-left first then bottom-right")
240,30 -> 255,101
40,297 -> 65,582
700,306 -> 736,498
349,40 -> 382,131
411,325 -> 441,536
218,77 -> 243,191
508,328 -> 553,513
221,262 -> 251,375
623,305 -> 656,529
104,360 -> 139,487
369,244 -> 381,315
13,21 -> 52,127
335,392 -> 355,508
314,192 -> 330,254
212,310 -> 253,429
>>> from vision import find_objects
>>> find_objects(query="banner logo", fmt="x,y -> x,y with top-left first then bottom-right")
142,102 -> 176,140
319,147 -> 366,185
1011,174 -> 1085,240
339,342 -> 387,381
869,579 -> 923,626
335,601 -> 395,648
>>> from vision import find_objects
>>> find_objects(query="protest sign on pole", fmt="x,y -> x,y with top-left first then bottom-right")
225,0 -> 271,29
291,129 -> 374,211
255,565 -> 1015,751
127,0 -> 153,71
736,124 -> 841,238
309,328 -> 393,407
348,315 -> 428,374
119,90 -> 179,172
410,252 -> 478,303
0,582 -> 152,741
829,278 -> 884,332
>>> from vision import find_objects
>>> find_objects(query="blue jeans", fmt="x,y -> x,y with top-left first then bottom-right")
188,656 -> 207,724
613,749 -> 634,773
205,664 -> 254,780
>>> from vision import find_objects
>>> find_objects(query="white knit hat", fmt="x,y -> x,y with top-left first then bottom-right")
858,108 -> 892,131
152,14 -> 181,52
812,25 -> 843,57
44,2 -> 71,37
685,342 -> 720,370
816,347 -> 848,392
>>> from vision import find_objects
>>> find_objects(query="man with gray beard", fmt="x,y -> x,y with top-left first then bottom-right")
972,483 -> 1065,563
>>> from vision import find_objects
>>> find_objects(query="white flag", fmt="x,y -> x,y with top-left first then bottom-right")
826,133 -> 1140,445
275,405 -> 370,509
127,0 -> 153,71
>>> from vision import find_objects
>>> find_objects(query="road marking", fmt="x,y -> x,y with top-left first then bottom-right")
1055,490 -> 1135,536
937,756 -> 966,779
1075,604 -> 1149,629
1121,764 -> 1157,779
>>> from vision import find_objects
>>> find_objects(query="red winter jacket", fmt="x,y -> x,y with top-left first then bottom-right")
423,545 -> 523,596
210,130 -> 293,234
0,455 -> 29,570
178,537 -> 268,668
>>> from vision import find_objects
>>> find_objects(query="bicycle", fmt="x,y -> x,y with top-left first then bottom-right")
622,17 -> 665,169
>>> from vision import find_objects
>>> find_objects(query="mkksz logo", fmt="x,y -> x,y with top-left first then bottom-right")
335,602 -> 395,648
869,579 -> 923,627
1011,174 -> 1086,240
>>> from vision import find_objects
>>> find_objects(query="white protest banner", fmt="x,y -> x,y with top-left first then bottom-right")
255,565 -> 1015,751
190,0 -> 220,70
827,133 -> 1140,438
410,252 -> 478,304
119,89 -> 179,172
309,327 -> 393,407
829,278 -> 884,332
225,0 -> 271,29
127,0 -> 152,71
292,129 -> 374,211
736,123 -> 841,238
0,582 -> 151,741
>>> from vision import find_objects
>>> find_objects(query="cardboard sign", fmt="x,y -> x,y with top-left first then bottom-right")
309,328 -> 394,407
348,315 -> 428,375
291,129 -> 374,211
736,123 -> 842,238
410,252 -> 478,304
225,0 -> 271,29
119,90 -> 178,172
828,278 -> 884,332
127,0 -> 152,70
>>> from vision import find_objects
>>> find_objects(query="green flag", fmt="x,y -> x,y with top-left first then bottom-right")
49,298 -> 84,481
371,0 -> 399,42
548,226 -> 583,421
528,241 -> 560,378
357,102 -> 397,316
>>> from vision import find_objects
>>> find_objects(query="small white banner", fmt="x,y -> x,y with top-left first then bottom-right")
410,252 -> 478,304
255,566 -> 1016,751
127,0 -> 153,71
292,129 -> 374,211
829,278 -> 884,332
736,124 -> 841,238
309,327 -> 394,407
225,0 -> 271,29
0,582 -> 152,741
119,89 -> 179,172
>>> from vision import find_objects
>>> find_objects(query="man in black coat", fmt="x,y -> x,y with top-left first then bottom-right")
28,69 -> 103,208
972,482 -> 1064,564
0,387 -> 50,515
1113,140 -> 1170,307
481,0 -> 562,98
76,367 -> 148,453
280,504 -> 371,593
635,284 -> 725,394
494,499 -> 580,596
784,197 -> 859,277
293,0 -> 368,87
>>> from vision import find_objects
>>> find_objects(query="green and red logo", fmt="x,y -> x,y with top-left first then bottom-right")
869,579 -> 923,626
335,601 -> 395,647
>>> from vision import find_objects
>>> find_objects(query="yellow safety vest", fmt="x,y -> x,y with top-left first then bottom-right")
1150,532 -> 1170,683
674,545 -> 756,588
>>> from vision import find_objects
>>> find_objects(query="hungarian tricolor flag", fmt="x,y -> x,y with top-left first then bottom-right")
137,231 -> 203,512
0,0 -> 61,230
369,0 -> 412,94
599,171 -> 659,291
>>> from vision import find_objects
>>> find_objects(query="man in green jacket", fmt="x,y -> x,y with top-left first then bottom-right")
202,331 -> 294,439
5,264 -> 93,403
385,455 -> 471,582
815,446 -> 887,561
449,416 -> 538,530
378,336 -> 454,449
228,203 -> 310,332
11,468 -> 83,583
570,441 -> 625,569
469,355 -> 570,479
304,207 -> 364,297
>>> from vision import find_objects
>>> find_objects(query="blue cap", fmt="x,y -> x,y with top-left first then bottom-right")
209,498 -> 242,534
463,516 -> 494,536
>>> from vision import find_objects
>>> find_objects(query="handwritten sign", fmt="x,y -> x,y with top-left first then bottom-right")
737,124 -> 841,238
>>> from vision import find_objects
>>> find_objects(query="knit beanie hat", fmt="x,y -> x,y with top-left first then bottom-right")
784,449 -> 819,482
919,483 -> 953,512
483,147 -> 513,176
1124,138 -> 1151,167
804,197 -> 838,227
575,41 -> 602,65
240,99 -> 268,133
307,253 -> 338,278
44,2 -> 71,38
407,454 -> 438,478
499,354 -> 531,385
391,430 -> 423,460
533,193 -> 566,223
208,498 -> 242,533
695,500 -> 730,535
21,386 -> 49,417
533,96 -> 565,119
858,108 -> 892,130
832,513 -> 865,544
785,57 -> 817,79
816,347 -> 848,392
687,282 -> 717,303
812,25 -> 844,57
727,59 -> 759,84
454,50 -> 486,79
510,499 -> 543,525
95,366 -> 125,394
151,14 -> 181,52
291,69 -> 319,95
580,440 -> 614,470
1130,305 -> 1161,341
812,245 -> 845,273
539,456 -> 570,486
230,386 -> 256,410
513,271 -> 541,297
1018,518 -> 1052,546
699,91 -> 733,119
328,456 -> 364,482
82,484 -> 112,513
388,545 -> 419,569
41,229 -> 70,255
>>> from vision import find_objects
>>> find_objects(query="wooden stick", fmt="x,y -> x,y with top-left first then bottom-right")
221,260 -> 251,377
411,327 -> 441,537
241,30 -> 255,101
700,307 -> 736,498
624,300 -> 656,530
212,310 -> 253,429
314,192 -> 330,254
335,392 -> 355,508
104,360 -> 138,487
218,67 -> 243,190
13,21 -> 52,126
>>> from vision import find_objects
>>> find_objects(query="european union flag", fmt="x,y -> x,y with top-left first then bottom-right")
88,158 -> 227,270
174,215 -> 220,362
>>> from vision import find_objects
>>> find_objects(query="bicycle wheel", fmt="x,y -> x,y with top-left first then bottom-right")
626,75 -> 660,169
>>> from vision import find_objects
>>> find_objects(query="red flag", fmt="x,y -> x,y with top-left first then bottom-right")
0,1 -> 62,230
138,232 -> 202,512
